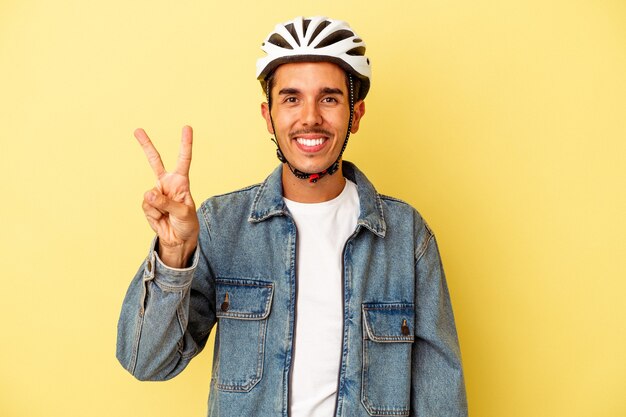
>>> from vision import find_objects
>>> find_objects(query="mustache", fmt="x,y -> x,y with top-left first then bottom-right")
288,128 -> 332,139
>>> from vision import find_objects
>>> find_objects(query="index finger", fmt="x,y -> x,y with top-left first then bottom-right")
134,128 -> 166,178
174,125 -> 193,176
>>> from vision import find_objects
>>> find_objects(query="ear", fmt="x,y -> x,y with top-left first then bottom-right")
261,102 -> 274,134
350,100 -> 366,134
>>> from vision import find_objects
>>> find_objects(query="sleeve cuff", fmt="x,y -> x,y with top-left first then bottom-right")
143,236 -> 199,289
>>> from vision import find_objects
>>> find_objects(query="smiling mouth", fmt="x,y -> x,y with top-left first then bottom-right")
289,129 -> 332,153
296,137 -> 326,147
292,136 -> 329,153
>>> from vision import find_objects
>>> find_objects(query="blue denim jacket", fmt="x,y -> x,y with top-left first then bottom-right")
117,161 -> 467,417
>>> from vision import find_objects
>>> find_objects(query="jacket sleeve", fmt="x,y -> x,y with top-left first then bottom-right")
116,212 -> 216,381
411,227 -> 468,416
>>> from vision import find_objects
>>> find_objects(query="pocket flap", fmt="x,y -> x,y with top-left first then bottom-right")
362,303 -> 415,342
216,278 -> 274,320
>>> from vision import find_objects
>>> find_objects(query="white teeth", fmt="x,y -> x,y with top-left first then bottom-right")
296,138 -> 325,147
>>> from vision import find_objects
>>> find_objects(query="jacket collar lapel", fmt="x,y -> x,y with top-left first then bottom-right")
249,161 -> 387,238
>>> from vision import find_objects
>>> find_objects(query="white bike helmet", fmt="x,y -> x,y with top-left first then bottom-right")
256,16 -> 371,101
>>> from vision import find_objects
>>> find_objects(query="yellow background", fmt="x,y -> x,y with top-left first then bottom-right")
1,0 -> 625,416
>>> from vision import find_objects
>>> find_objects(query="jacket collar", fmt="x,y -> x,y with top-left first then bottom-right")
248,161 -> 386,238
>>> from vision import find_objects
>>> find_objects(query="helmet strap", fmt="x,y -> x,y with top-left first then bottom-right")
267,74 -> 355,184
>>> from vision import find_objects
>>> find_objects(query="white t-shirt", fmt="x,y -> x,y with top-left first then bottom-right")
283,179 -> 360,417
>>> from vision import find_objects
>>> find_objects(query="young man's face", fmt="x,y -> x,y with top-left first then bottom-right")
261,62 -> 365,176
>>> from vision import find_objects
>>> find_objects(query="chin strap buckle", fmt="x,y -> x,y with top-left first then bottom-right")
308,169 -> 329,183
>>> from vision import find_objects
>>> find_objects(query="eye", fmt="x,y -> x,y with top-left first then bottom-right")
284,96 -> 298,103
322,96 -> 338,103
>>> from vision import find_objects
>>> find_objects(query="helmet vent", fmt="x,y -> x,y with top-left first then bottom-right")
268,34 -> 294,49
284,23 -> 301,46
307,20 -> 331,46
317,30 -> 354,48
346,46 -> 366,56
303,19 -> 311,36
353,38 -> 362,43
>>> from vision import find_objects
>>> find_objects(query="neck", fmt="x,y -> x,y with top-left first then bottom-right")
281,162 -> 346,203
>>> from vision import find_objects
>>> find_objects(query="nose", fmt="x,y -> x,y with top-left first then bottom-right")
301,101 -> 323,126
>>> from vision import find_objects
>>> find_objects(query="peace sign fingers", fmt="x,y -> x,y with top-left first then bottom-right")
134,128 -> 166,178
132,125 -> 199,268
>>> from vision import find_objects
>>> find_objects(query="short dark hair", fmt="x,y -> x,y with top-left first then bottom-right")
264,70 -> 362,108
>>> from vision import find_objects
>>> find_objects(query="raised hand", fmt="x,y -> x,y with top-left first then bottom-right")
135,125 -> 199,268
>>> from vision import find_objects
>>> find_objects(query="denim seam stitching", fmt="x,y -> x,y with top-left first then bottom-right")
175,292 -> 198,360
153,279 -> 192,292
415,230 -> 434,263
216,279 -> 273,287
378,194 -> 411,206
129,306 -> 144,375
200,203 -> 212,240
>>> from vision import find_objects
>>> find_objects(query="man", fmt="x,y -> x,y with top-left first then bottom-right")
117,16 -> 468,417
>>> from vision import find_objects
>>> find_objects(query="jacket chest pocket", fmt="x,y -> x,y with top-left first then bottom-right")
214,278 -> 274,392
361,303 -> 415,416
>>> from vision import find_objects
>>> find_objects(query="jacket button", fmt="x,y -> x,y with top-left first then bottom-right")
221,292 -> 230,312
401,319 -> 410,336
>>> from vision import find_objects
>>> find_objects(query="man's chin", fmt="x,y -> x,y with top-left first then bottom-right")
287,162 -> 332,175
283,154 -> 342,174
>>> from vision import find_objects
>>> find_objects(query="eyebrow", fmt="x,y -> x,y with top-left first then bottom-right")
278,87 -> 344,96
321,87 -> 344,95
